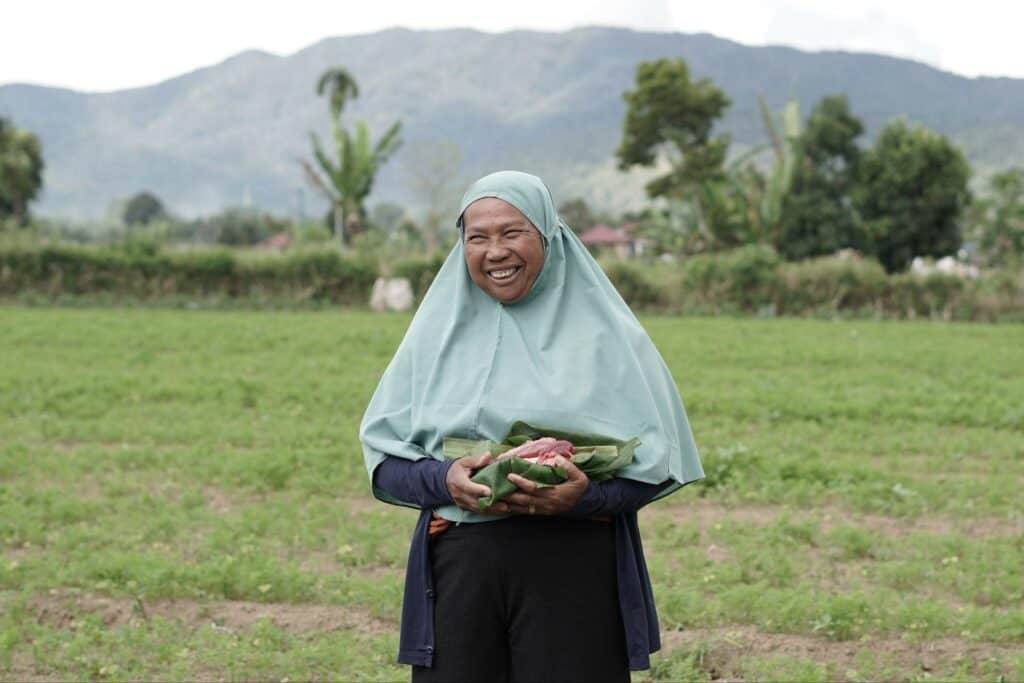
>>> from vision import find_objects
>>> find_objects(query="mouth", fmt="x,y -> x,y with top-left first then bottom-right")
486,265 -> 522,284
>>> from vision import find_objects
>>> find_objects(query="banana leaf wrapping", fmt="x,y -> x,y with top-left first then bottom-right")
443,421 -> 640,509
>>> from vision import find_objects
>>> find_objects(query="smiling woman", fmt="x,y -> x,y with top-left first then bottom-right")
360,170 -> 704,682
461,197 -> 546,304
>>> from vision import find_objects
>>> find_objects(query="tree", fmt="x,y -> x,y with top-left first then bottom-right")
616,59 -> 731,240
301,68 -> 402,248
855,120 -> 971,272
123,191 -> 167,225
0,117 -> 44,224
776,95 -> 867,260
967,168 -> 1024,267
557,198 -> 595,233
316,68 -> 359,119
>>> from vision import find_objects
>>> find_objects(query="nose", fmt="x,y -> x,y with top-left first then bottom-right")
485,241 -> 511,261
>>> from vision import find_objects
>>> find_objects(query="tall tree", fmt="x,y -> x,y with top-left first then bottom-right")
0,117 -> 45,225
616,59 -> 731,240
855,120 -> 971,272
776,95 -> 866,260
302,68 -> 401,247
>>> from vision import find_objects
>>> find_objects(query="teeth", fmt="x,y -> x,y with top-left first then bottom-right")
489,267 -> 518,278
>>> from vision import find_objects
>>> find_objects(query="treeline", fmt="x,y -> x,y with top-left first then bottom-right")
2,243 -> 1021,321
614,61 -> 1022,272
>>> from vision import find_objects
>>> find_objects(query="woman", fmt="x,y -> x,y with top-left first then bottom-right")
360,171 -> 704,682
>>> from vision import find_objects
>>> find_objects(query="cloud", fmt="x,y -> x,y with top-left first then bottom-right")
764,4 -> 943,67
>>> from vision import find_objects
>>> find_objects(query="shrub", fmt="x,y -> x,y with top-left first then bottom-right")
602,261 -> 662,308
392,252 -> 447,300
778,256 -> 888,315
681,245 -> 782,312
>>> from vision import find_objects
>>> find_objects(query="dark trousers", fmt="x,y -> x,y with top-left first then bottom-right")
411,515 -> 629,683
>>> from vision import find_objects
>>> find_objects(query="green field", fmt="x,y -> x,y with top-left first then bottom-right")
1,308 -> 1022,681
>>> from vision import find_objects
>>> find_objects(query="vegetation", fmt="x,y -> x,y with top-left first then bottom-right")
122,192 -> 168,227
775,96 -> 865,261
617,59 -> 731,240
0,117 -> 44,225
967,167 -> 1024,268
301,68 -> 402,248
855,119 -> 972,272
0,309 -> 1021,680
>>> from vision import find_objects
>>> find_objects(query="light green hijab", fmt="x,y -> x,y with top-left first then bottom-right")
360,170 -> 703,522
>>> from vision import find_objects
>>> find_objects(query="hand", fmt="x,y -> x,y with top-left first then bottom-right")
494,455 -> 589,516
445,453 -> 496,512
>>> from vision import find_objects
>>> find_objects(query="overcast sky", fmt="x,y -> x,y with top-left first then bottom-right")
3,0 -> 1022,92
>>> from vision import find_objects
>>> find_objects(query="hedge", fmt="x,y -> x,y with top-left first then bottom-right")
2,244 -> 1022,321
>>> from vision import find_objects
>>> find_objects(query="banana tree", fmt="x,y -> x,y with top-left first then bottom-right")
301,69 -> 402,247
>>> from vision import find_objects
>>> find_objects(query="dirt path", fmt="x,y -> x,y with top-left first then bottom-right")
661,625 -> 1021,680
645,498 -> 1024,538
26,590 -> 395,636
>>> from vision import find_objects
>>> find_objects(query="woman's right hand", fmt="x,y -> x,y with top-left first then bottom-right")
445,453 -> 495,512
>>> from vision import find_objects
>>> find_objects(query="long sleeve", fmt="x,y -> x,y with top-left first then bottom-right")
565,478 -> 669,518
372,455 -> 455,509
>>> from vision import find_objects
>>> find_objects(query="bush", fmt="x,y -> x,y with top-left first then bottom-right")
602,261 -> 663,308
681,245 -> 782,312
392,252 -> 447,300
778,256 -> 888,315
0,244 -> 375,305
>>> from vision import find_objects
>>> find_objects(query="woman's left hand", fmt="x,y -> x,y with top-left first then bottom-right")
493,455 -> 589,516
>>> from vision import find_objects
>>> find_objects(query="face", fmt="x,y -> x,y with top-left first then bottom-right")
461,197 -> 545,304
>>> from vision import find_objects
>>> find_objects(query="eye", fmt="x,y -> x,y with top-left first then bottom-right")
466,234 -> 485,243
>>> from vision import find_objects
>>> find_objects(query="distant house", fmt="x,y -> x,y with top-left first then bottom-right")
254,232 -> 291,251
579,223 -> 646,258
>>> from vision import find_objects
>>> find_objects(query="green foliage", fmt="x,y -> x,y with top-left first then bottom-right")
602,260 -> 663,308
1,310 -> 1023,678
199,207 -> 283,246
302,68 -> 402,246
855,120 -> 972,272
122,191 -> 167,226
0,117 -> 44,224
392,252 -> 446,300
968,168 -> 1024,267
0,245 -> 376,304
776,255 -> 888,314
776,96 -> 867,260
617,58 -> 731,205
681,244 -> 782,312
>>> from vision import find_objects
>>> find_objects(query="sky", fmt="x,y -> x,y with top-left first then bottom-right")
2,0 -> 1023,92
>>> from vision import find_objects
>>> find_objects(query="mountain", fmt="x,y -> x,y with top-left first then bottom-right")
2,26 -> 1024,220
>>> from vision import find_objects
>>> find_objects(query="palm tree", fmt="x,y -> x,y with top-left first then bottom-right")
302,69 -> 401,247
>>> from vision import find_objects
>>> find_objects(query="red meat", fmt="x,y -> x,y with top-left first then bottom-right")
502,437 -> 575,462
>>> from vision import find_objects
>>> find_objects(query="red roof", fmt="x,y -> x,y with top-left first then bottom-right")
579,224 -> 630,245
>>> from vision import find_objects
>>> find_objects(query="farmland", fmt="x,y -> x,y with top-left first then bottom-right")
1,308 -> 1022,681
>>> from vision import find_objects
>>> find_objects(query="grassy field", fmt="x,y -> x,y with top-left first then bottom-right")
1,307 -> 1022,682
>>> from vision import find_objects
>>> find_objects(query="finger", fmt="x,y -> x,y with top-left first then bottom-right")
553,456 -> 586,480
465,452 -> 494,468
506,473 -> 539,493
454,480 -> 492,500
504,492 -> 540,508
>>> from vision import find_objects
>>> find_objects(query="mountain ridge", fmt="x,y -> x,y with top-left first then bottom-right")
2,26 -> 1023,220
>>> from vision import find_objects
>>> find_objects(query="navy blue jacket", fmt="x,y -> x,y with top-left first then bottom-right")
372,456 -> 668,671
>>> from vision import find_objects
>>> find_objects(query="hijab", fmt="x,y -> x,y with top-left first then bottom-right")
359,170 -> 703,522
